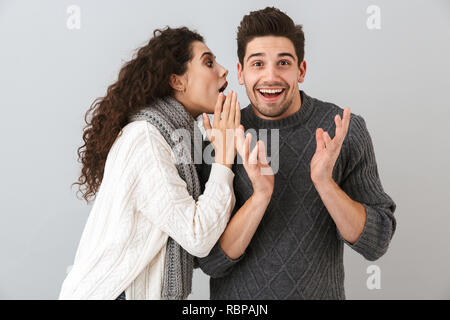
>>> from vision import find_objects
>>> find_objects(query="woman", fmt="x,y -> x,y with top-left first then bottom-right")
59,27 -> 270,300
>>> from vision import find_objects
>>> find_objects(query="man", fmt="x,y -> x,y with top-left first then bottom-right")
196,7 -> 396,300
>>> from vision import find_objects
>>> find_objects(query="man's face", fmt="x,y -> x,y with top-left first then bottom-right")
238,36 -> 306,119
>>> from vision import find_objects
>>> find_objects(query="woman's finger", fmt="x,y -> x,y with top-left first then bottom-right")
228,91 -> 237,125
221,90 -> 232,124
213,93 -> 224,129
202,113 -> 212,141
235,101 -> 241,128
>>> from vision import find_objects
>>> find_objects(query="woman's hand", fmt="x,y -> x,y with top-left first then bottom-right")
202,91 -> 241,168
235,125 -> 274,200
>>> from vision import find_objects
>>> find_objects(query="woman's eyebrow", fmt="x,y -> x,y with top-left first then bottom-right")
200,52 -> 215,59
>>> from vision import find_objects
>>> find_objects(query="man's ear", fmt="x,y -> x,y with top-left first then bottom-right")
298,60 -> 307,83
169,74 -> 185,92
237,62 -> 245,85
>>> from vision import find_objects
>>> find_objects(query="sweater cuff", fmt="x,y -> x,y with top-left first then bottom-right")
208,241 -> 245,272
208,163 -> 235,186
336,204 -> 382,252
216,241 -> 245,264
196,241 -> 245,278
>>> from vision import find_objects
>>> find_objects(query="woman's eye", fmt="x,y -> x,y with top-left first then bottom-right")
206,60 -> 213,67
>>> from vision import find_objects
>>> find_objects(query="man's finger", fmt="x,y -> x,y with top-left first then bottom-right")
258,140 -> 273,176
342,107 -> 351,134
257,140 -> 269,165
315,128 -> 325,152
243,133 -> 252,165
323,131 -> 332,149
248,140 -> 259,166
334,113 -> 343,142
235,126 -> 245,156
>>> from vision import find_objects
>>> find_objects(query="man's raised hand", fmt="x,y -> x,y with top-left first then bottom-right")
310,107 -> 351,185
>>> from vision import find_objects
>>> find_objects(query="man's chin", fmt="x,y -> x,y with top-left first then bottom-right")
253,105 -> 286,118
252,98 -> 287,117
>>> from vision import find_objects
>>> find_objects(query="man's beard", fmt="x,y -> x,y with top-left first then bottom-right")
252,94 -> 294,118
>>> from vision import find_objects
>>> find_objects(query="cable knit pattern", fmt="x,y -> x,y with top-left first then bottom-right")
130,96 -> 204,300
59,121 -> 235,300
196,91 -> 396,300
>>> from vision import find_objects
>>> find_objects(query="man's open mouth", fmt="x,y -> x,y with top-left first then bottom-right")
256,88 -> 286,100
219,81 -> 228,93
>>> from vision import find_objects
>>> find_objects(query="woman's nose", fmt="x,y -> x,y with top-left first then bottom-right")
220,65 -> 228,78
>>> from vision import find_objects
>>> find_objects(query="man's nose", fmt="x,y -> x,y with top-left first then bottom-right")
262,64 -> 279,82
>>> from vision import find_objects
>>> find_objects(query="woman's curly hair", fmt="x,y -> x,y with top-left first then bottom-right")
73,27 -> 204,203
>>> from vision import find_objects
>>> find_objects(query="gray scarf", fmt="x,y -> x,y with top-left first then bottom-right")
130,96 -> 203,300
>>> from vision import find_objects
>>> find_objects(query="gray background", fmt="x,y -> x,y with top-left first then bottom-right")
1,0 -> 449,299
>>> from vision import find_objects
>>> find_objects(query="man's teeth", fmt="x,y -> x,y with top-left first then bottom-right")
258,89 -> 283,94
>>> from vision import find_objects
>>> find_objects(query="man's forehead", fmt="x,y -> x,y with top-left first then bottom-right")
245,36 -> 296,58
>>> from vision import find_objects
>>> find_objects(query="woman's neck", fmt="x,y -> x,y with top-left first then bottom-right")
172,93 -> 201,119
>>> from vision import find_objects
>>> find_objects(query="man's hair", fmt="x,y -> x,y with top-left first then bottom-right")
237,7 -> 305,67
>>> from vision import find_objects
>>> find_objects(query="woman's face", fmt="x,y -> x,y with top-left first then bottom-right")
173,41 -> 229,116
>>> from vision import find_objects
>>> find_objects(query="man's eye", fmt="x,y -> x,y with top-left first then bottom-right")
253,62 -> 262,67
280,60 -> 290,66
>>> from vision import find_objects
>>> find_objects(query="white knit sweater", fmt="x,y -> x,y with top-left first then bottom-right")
59,120 -> 235,300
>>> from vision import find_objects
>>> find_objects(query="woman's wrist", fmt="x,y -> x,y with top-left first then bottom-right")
214,159 -> 232,169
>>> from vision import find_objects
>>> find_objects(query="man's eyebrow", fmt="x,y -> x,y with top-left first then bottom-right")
200,52 -> 215,59
246,53 -> 264,62
246,52 -> 296,62
278,52 -> 296,60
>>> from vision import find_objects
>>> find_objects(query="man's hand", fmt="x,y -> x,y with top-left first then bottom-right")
310,107 -> 351,185
235,125 -> 274,200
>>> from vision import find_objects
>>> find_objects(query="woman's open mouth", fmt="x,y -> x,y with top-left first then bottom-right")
219,81 -> 228,93
256,88 -> 286,102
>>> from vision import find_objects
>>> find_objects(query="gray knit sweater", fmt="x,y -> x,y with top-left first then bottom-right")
195,91 -> 396,300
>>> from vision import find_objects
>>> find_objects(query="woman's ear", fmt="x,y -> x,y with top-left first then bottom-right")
169,74 -> 186,92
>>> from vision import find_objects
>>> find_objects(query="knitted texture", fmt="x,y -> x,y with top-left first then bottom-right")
130,96 -> 203,300
196,91 -> 396,299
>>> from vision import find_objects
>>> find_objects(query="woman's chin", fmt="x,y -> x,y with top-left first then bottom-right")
203,108 -> 216,115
